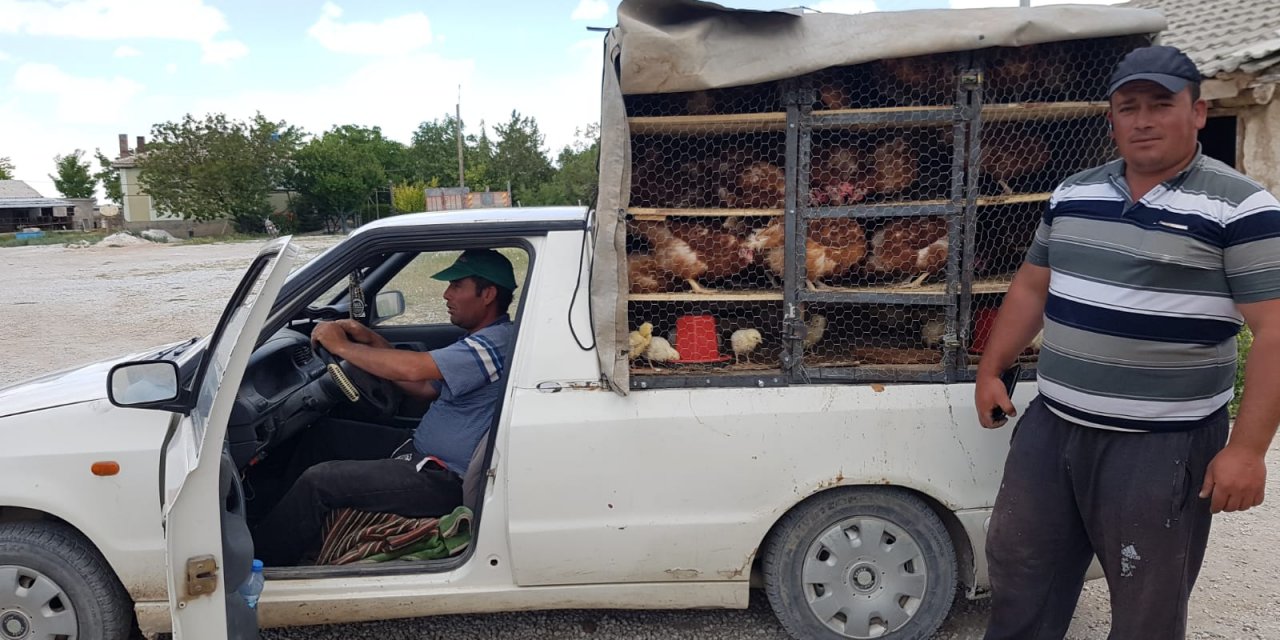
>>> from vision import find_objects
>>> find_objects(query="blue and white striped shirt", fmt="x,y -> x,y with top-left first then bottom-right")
414,315 -> 514,473
1028,150 -> 1280,431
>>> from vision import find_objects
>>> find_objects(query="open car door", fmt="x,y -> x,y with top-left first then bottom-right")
160,237 -> 296,638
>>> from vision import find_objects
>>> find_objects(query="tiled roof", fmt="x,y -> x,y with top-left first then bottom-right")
1125,0 -> 1280,77
0,180 -> 43,199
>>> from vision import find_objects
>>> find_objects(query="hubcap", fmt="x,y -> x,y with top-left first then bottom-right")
0,566 -> 78,640
801,517 -> 928,639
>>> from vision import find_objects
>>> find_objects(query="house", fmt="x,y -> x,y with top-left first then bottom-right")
1127,0 -> 1280,191
0,180 -> 94,233
112,134 -> 296,234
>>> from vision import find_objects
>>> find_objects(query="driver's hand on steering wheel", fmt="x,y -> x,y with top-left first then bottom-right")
311,321 -> 352,353
331,319 -> 390,349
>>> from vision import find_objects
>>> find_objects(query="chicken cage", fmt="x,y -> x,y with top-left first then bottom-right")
623,34 -> 1151,389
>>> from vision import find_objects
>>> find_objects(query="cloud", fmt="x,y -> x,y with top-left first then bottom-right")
809,0 -> 878,14
570,0 -> 609,21
307,2 -> 433,56
164,63 -> 178,74
113,45 -> 141,58
11,62 -> 145,125
0,50 -> 11,62
201,39 -> 248,64
0,0 -> 247,64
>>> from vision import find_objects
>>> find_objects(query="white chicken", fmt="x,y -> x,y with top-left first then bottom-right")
731,328 -> 764,365
645,336 -> 681,370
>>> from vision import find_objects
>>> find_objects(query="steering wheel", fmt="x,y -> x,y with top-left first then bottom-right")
312,343 -> 402,418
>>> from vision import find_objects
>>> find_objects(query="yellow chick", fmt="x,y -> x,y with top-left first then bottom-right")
628,322 -> 653,361
731,328 -> 764,365
645,336 -> 680,369
803,314 -> 828,351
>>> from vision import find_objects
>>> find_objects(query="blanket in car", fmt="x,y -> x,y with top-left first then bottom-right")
316,505 -> 473,565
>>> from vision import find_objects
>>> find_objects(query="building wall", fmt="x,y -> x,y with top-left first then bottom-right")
119,166 -> 181,223
1239,96 -> 1280,195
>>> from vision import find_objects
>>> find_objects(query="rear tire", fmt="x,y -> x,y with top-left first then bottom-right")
764,488 -> 956,640
0,521 -> 133,640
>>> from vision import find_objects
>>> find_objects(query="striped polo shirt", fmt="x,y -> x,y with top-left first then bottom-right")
1027,149 -> 1280,432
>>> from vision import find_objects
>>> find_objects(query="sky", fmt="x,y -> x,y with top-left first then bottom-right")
0,0 -> 1121,198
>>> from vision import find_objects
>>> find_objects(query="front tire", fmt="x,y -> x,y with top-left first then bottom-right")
764,488 -> 957,640
0,521 -> 133,640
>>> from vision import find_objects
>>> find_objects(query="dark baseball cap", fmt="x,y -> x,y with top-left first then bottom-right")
431,249 -> 517,291
1107,45 -> 1201,98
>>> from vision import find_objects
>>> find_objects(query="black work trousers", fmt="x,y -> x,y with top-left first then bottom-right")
983,396 -> 1228,640
250,419 -> 462,567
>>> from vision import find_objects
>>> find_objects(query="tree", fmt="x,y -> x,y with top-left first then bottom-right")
391,181 -> 428,213
49,150 -> 97,199
0,157 -> 15,180
531,124 -> 599,206
326,125 -> 410,180
138,113 -> 303,231
408,115 -> 465,186
290,130 -> 387,230
93,150 -> 123,203
489,110 -> 554,205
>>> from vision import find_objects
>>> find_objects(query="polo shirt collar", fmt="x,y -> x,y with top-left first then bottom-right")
1109,142 -> 1205,198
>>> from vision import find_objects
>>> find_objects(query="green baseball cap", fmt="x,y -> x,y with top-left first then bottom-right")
430,249 -> 517,291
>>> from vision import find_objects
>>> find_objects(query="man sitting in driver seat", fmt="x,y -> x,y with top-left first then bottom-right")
251,249 -> 516,566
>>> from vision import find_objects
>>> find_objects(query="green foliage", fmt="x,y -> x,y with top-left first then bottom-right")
290,129 -> 388,230
490,110 -> 554,205
392,181 -> 428,213
0,157 -> 14,180
408,115 -> 466,186
138,113 -> 303,231
1232,326 -> 1253,418
50,150 -> 97,199
529,124 -> 599,206
93,150 -> 123,203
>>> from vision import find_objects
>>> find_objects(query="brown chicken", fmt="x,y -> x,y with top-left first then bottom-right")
810,145 -> 870,206
981,128 -> 1052,195
868,137 -> 919,197
719,161 -> 785,209
631,220 -> 755,293
877,54 -> 953,105
628,253 -> 676,294
745,217 -> 868,290
988,45 -> 1070,101
865,216 -> 949,288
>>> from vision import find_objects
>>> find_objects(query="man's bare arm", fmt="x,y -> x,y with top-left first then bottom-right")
975,262 -> 1051,428
1200,298 -> 1280,512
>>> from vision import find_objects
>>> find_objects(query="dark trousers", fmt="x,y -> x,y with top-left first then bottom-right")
984,396 -> 1228,640
251,420 -> 462,567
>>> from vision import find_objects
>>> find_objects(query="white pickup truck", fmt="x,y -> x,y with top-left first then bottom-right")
0,207 -> 1017,640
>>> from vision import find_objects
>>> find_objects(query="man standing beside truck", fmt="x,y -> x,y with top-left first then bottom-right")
975,45 -> 1280,639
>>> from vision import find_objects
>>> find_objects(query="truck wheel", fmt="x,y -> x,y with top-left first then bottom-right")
0,521 -> 133,640
764,488 -> 957,640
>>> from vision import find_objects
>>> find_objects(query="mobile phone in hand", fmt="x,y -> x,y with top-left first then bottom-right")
990,364 -> 1022,424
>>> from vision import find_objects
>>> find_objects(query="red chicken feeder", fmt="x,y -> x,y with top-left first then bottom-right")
675,315 -> 729,364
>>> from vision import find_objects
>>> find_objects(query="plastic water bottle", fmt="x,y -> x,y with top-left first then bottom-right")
237,559 -> 264,609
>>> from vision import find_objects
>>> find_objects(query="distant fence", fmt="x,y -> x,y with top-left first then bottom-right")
426,188 -> 512,212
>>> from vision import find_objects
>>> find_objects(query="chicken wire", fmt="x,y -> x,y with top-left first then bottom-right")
623,35 -> 1150,386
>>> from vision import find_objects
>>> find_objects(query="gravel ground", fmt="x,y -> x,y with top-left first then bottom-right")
3,235 -> 1279,639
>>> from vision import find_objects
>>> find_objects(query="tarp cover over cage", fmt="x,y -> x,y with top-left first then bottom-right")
591,0 -> 1166,394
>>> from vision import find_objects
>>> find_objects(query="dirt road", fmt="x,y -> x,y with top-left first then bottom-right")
2,236 -> 1277,639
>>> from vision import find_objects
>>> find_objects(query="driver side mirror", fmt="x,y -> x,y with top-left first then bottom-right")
107,360 -> 180,408
375,290 -> 406,323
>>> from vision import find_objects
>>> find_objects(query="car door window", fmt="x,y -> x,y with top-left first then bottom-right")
379,248 -> 527,326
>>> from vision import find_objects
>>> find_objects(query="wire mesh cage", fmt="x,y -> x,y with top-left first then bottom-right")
622,34 -> 1151,386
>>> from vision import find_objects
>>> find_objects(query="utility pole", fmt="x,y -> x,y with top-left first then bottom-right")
456,85 -> 466,189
